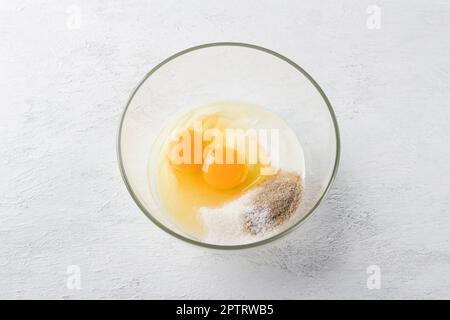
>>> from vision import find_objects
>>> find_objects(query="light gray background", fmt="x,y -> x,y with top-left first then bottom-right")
1,0 -> 449,299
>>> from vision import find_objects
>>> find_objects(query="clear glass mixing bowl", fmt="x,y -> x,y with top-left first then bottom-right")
118,43 -> 340,249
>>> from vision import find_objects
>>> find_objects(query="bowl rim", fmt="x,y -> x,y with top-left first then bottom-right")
117,42 -> 341,250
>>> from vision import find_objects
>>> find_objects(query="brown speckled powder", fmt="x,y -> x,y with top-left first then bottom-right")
244,172 -> 303,235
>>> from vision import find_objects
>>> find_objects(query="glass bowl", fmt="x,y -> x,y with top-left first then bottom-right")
117,42 -> 340,250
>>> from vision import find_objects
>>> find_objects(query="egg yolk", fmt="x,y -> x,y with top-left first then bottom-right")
202,146 -> 248,190
167,115 -> 252,190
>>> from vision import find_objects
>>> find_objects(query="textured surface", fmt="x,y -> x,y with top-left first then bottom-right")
1,0 -> 450,299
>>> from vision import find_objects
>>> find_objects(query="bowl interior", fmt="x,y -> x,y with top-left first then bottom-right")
118,43 -> 339,249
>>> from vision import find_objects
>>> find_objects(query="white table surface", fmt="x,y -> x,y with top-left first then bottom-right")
1,0 -> 449,299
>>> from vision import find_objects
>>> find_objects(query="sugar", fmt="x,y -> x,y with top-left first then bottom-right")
199,189 -> 258,245
199,172 -> 303,245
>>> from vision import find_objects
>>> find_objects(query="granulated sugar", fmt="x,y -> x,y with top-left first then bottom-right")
199,172 -> 303,245
199,188 -> 259,245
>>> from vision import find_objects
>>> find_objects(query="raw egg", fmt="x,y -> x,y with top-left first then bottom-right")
202,146 -> 248,190
151,101 -> 303,238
